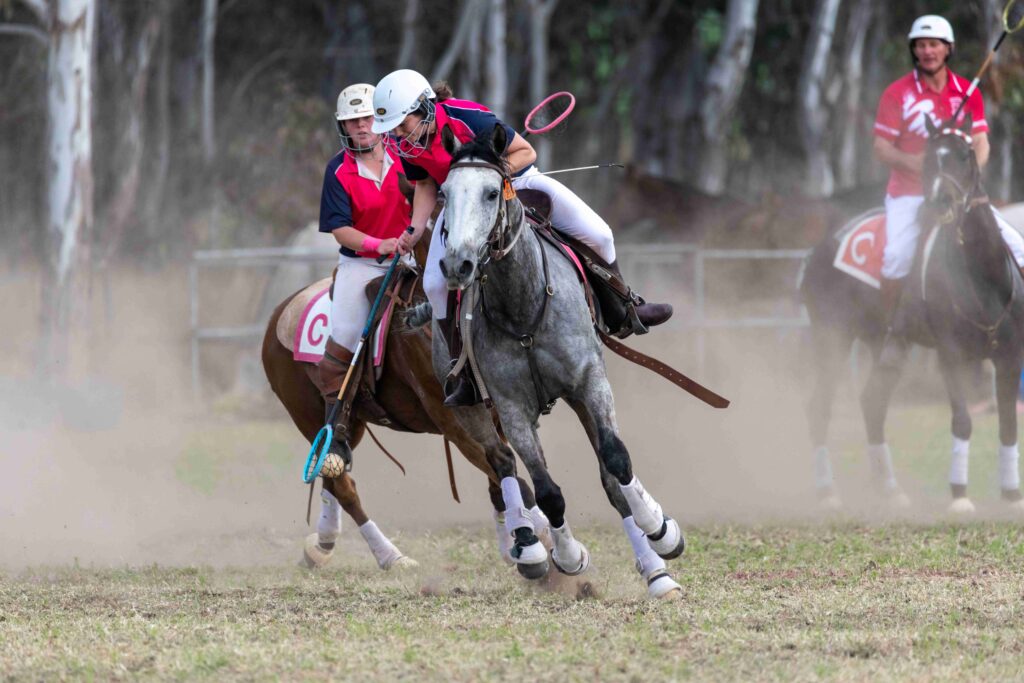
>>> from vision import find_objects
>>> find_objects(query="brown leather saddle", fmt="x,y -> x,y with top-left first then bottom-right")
516,189 -> 649,338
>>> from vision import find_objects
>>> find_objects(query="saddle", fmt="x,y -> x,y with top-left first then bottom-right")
516,189 -> 648,338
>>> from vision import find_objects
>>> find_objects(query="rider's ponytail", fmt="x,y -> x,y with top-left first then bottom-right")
432,81 -> 454,102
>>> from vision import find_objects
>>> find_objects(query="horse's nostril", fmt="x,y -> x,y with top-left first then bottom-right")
439,260 -> 449,278
457,260 -> 473,279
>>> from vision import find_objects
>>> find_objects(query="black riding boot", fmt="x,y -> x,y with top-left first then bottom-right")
602,260 -> 673,334
439,314 -> 480,407
878,277 -> 909,369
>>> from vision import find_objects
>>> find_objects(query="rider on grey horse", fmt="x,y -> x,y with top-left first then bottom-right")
369,69 -> 673,406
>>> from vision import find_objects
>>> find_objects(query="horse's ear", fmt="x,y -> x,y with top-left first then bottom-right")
490,124 -> 508,158
441,125 -> 460,157
925,115 -> 939,138
959,113 -> 973,135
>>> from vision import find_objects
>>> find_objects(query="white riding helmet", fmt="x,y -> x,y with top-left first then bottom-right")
908,15 -> 955,44
336,83 -> 374,121
335,83 -> 379,153
371,69 -> 436,135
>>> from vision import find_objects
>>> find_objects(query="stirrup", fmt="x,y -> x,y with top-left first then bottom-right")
443,372 -> 481,407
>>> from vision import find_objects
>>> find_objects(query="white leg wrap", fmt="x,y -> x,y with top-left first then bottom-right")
492,510 -> 514,565
359,520 -> 410,570
867,443 -> 898,491
527,505 -> 550,534
1000,444 -> 1020,491
550,522 -> 588,575
813,445 -> 833,490
619,477 -> 664,536
623,516 -> 665,579
316,488 -> 343,545
950,437 -> 970,488
500,477 -> 534,535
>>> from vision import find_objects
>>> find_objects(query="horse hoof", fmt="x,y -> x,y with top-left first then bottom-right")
302,533 -> 334,569
887,490 -> 911,510
646,570 -> 682,600
384,555 -> 419,571
511,539 -> 547,565
948,497 -> 976,515
552,545 -> 590,577
516,558 -> 550,580
648,518 -> 685,560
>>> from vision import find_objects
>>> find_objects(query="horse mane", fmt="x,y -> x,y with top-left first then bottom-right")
449,129 -> 510,174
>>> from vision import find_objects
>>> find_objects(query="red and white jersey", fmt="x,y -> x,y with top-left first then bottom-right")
873,69 -> 988,198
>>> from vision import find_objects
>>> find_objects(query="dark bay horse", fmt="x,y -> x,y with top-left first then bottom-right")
802,115 -> 1024,513
429,125 -> 687,599
262,254 -> 549,570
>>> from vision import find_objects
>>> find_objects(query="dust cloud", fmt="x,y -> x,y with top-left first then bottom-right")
0,254 -> 981,571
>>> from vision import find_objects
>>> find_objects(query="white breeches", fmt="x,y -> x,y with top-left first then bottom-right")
423,166 -> 615,319
881,194 -> 1024,279
330,255 -> 391,351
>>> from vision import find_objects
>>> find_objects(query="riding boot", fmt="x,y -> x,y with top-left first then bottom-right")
317,338 -> 356,469
878,277 -> 909,369
603,260 -> 673,334
439,314 -> 480,407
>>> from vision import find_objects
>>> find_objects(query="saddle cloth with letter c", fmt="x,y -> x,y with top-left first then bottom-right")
275,277 -> 394,366
832,208 -> 887,289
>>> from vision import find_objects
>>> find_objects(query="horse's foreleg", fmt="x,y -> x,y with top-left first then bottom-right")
938,354 -> 974,512
993,353 -> 1023,508
808,325 -> 853,506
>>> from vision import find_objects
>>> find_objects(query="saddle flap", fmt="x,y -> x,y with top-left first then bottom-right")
517,189 -> 553,223
832,208 -> 887,289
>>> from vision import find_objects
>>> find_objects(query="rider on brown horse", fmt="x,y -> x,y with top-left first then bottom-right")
873,15 -> 1024,331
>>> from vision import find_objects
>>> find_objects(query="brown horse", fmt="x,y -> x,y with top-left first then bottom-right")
261,255 -> 548,571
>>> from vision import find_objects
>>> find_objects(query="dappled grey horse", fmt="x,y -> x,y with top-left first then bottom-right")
417,125 -> 685,599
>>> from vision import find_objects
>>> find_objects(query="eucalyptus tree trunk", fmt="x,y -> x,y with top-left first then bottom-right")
14,0 -> 97,375
396,0 -> 419,67
527,0 -> 558,169
984,0 -> 1013,200
432,0 -> 485,83
835,1 -> 873,190
797,0 -> 841,197
484,0 -> 507,120
201,0 -> 217,164
695,0 -> 759,195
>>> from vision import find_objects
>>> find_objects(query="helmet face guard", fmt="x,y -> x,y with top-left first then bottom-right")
384,98 -> 436,159
337,119 -> 381,155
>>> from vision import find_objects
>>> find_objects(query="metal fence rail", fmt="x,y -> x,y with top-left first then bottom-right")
190,244 -> 812,396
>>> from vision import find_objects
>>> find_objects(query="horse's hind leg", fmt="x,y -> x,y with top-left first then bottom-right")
487,477 -> 549,564
993,352 -> 1023,510
808,324 -> 853,507
937,354 -> 976,513
568,389 -> 684,600
860,337 -> 911,507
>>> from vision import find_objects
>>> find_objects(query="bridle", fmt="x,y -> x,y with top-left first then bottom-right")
929,128 -> 980,226
443,160 -> 525,263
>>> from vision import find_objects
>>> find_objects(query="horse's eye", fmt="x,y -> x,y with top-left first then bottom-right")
487,189 -> 500,200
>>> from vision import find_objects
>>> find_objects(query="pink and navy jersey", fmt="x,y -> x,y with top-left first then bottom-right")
319,147 -> 410,258
399,99 -> 526,185
874,69 -> 988,198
